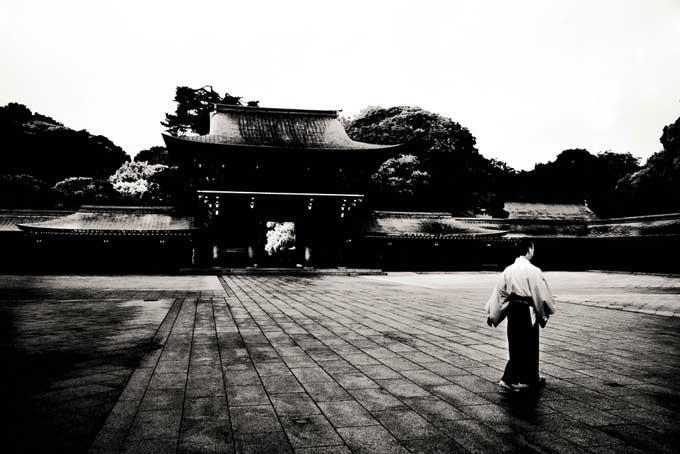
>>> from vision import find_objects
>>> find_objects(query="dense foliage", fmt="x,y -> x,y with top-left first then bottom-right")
134,146 -> 169,165
162,86 -> 256,136
0,174 -> 54,208
1,97 -> 678,218
509,149 -> 641,217
52,177 -> 120,208
370,154 -> 430,208
615,116 -> 680,214
264,222 -> 296,256
346,105 -> 670,217
348,106 -> 510,215
108,161 -> 168,201
0,103 -> 129,183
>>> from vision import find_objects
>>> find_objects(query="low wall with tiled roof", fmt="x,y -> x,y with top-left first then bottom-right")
0,209 -> 74,232
17,206 -> 197,237
366,211 -> 508,240
366,210 -> 680,240
503,202 -> 597,220
587,212 -> 680,238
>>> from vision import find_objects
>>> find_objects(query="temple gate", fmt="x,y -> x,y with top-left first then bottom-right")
162,105 -> 400,268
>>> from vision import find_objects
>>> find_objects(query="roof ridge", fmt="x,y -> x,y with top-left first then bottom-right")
78,205 -> 175,214
214,104 -> 339,117
0,209 -> 74,215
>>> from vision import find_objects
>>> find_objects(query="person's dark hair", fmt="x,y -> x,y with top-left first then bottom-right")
515,238 -> 534,256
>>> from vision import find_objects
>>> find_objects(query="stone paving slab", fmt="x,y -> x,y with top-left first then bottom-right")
0,274 -> 223,291
4,272 -> 680,453
365,271 -> 680,317
83,272 -> 680,454
0,275 -> 222,454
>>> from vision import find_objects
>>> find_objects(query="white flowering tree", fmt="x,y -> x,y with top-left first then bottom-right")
264,222 -> 296,256
108,161 -> 167,201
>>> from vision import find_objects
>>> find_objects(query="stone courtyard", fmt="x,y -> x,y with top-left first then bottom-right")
1,272 -> 679,454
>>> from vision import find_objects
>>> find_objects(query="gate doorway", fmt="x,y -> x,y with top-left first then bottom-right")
261,221 -> 297,267
197,190 -> 366,269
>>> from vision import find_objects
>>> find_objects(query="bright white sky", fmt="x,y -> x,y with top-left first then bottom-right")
2,0 -> 679,169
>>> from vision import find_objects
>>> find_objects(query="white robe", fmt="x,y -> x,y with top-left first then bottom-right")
485,256 -> 556,327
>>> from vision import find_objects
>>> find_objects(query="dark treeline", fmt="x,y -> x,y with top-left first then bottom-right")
0,102 -> 127,208
1,87 -> 679,218
346,105 -> 678,218
0,102 -> 175,209
0,103 -> 129,184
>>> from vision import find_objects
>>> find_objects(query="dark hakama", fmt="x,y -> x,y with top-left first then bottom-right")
501,300 -> 540,386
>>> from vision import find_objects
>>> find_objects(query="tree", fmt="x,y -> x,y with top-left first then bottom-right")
507,149 -> 640,217
53,177 -> 119,208
0,174 -> 54,208
616,115 -> 680,215
347,106 -> 477,158
147,165 -> 196,213
264,222 -> 296,256
0,102 -> 58,125
162,86 -> 224,135
590,151 -> 640,216
134,146 -> 168,165
661,115 -> 680,155
347,106 -> 510,214
0,102 -> 129,183
526,149 -> 598,203
162,85 -> 258,135
108,161 -> 168,202
369,154 -> 430,209
107,160 -> 195,209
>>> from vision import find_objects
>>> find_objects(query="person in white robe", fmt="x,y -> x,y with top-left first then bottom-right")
485,238 -> 556,391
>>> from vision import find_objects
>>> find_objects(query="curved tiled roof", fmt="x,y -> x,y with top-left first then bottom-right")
163,105 -> 401,152
365,211 -> 508,239
504,202 -> 597,220
363,210 -> 680,240
587,213 -> 680,238
18,206 -> 196,236
0,210 -> 73,232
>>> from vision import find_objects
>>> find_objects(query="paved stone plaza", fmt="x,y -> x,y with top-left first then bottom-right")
1,272 -> 679,453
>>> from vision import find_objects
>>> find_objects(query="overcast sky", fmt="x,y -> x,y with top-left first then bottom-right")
2,0 -> 679,169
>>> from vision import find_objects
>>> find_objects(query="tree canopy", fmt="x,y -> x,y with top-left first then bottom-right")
346,105 -> 650,217
370,154 -> 431,209
0,174 -> 54,208
615,115 -> 680,214
108,161 -> 168,201
347,106 -> 477,158
1,98 -> 676,218
53,177 -> 119,208
509,149 -> 640,217
105,161 -> 194,211
134,146 -> 169,165
347,106 -> 507,215
162,85 -> 257,135
0,102 -> 129,184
